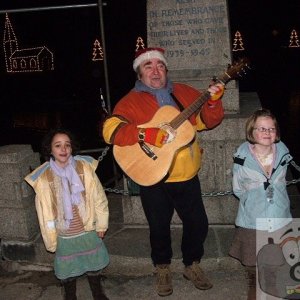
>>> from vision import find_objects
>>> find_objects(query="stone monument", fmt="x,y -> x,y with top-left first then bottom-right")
147,0 -> 239,113
122,0 -> 260,226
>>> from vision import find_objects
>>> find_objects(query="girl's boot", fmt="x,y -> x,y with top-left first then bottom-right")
246,266 -> 256,300
62,278 -> 77,300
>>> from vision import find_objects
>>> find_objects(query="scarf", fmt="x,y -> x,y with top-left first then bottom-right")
134,78 -> 176,107
50,156 -> 85,227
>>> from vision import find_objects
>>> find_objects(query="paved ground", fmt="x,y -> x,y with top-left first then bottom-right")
0,260 -> 249,300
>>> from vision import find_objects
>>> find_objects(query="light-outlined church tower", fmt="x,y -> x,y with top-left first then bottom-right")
3,13 -> 19,72
3,13 -> 54,73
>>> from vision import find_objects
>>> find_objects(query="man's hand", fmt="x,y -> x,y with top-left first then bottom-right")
139,128 -> 169,147
207,83 -> 224,105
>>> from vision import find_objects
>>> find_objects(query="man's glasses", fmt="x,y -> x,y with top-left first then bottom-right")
254,127 -> 276,133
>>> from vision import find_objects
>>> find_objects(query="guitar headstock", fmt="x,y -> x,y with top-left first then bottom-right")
217,58 -> 251,84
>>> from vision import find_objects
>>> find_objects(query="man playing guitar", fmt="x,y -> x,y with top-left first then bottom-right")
103,47 -> 224,297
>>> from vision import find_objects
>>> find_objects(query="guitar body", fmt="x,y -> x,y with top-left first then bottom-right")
113,105 -> 195,186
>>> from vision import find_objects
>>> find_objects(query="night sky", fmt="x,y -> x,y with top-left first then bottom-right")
0,0 -> 146,111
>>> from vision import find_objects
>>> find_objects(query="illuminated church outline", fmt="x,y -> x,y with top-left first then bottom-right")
3,13 -> 54,73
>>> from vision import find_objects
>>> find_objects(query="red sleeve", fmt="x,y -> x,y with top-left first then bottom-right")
200,100 -> 224,129
109,91 -> 159,146
114,123 -> 139,146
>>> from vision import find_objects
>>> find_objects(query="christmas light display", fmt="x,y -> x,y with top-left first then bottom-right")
288,29 -> 300,48
232,31 -> 245,52
3,13 -> 54,73
92,38 -> 104,61
135,37 -> 145,51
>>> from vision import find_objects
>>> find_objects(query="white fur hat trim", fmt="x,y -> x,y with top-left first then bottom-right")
133,49 -> 167,71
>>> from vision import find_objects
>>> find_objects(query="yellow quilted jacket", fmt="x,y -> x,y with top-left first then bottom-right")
25,155 -> 109,252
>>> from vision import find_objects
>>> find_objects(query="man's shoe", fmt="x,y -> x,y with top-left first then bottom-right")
155,264 -> 173,297
183,261 -> 213,290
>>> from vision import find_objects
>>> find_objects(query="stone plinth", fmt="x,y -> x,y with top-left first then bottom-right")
0,145 -> 40,241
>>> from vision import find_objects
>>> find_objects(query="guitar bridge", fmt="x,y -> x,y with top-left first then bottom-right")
138,142 -> 158,160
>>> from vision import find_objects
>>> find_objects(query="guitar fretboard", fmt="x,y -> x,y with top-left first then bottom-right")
170,91 -> 211,129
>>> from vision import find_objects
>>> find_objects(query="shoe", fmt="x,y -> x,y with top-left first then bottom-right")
183,261 -> 213,290
155,264 -> 173,297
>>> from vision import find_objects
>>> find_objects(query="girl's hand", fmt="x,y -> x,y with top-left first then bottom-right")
97,231 -> 106,239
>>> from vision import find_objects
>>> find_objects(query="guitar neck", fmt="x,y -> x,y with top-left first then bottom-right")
168,59 -> 249,131
170,91 -> 211,129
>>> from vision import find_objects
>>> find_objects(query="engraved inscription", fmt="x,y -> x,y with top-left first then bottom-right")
147,0 -> 231,69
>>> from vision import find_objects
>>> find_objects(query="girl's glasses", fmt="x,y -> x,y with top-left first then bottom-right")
254,127 -> 276,133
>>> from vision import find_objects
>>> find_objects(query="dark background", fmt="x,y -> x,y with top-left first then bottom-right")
0,0 -> 299,165
0,0 -> 147,149
228,0 -> 300,165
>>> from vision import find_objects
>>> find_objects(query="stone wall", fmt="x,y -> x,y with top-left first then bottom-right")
0,145 -> 43,261
0,145 -> 40,241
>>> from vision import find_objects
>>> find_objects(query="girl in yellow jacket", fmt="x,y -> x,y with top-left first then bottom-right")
25,129 -> 109,300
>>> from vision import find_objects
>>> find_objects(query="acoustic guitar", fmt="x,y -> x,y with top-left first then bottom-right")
113,59 -> 250,186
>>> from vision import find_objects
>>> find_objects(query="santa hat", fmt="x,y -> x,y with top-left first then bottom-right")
133,47 -> 168,72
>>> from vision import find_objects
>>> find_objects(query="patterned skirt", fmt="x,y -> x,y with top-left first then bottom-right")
54,231 -> 109,280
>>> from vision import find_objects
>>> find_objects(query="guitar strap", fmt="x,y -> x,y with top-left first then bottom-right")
170,93 -> 185,111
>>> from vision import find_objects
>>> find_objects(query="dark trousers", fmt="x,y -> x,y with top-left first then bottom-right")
140,175 -> 208,266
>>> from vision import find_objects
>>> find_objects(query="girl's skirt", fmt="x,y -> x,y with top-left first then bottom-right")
54,231 -> 109,280
229,227 -> 257,267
